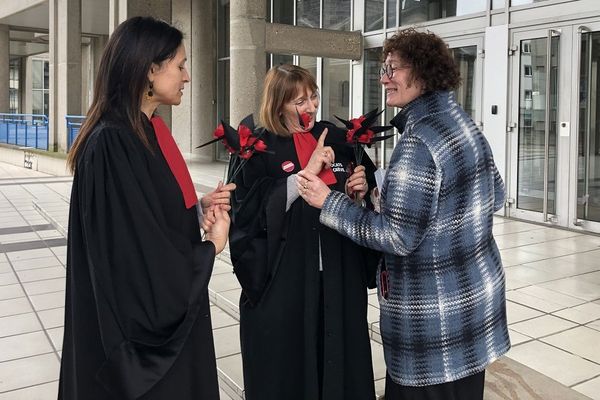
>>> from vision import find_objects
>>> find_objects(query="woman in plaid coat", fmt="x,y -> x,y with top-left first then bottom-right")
297,28 -> 510,400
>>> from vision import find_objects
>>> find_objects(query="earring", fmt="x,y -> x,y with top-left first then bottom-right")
147,82 -> 154,97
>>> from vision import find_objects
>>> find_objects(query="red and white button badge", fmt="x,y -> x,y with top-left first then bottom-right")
281,161 -> 295,173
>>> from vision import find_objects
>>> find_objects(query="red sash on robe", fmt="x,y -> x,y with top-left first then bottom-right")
292,131 -> 337,185
151,116 -> 198,209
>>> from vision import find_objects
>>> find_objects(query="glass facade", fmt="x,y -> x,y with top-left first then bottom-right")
9,58 -> 20,114
297,0 -> 320,28
365,0 -> 384,31
363,47 -> 384,166
321,58 -> 351,123
272,0 -> 294,24
451,46 -> 477,119
323,0 -> 351,30
516,37 -> 559,215
400,0 -> 487,25
577,31 -> 600,223
31,59 -> 49,116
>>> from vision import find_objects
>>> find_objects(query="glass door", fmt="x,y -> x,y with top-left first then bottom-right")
509,29 -> 562,223
570,22 -> 600,233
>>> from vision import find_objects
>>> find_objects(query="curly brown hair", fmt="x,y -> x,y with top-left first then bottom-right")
382,28 -> 461,92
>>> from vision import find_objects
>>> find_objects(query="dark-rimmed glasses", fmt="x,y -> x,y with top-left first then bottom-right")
379,64 -> 410,80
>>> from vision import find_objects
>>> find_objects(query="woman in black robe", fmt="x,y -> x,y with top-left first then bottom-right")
229,64 -> 379,400
59,17 -> 232,400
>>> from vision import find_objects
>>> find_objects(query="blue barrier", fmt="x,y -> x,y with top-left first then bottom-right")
0,113 -> 49,150
66,115 -> 86,150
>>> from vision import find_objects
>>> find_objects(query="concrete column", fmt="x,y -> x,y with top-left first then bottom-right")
0,25 -> 9,113
49,0 -> 82,152
171,0 -> 192,154
230,0 -> 266,126
108,0 -> 173,128
190,0 -> 216,161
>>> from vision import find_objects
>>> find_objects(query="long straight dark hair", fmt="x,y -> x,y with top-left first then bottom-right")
67,16 -> 183,172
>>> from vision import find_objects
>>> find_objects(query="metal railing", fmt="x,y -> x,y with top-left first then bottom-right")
66,115 -> 86,150
0,113 -> 49,150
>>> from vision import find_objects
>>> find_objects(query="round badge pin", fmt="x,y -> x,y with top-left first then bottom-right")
281,161 -> 295,173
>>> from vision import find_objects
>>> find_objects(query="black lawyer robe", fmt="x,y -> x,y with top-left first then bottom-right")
58,116 -> 220,400
229,121 -> 380,400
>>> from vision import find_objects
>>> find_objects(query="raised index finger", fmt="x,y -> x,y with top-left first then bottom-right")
317,128 -> 328,148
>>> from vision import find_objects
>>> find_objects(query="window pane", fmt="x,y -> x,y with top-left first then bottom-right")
272,0 -> 294,24
43,61 -> 49,89
321,58 -> 350,124
451,46 -> 477,119
32,60 -> 43,90
323,0 -> 351,30
387,0 -> 397,28
298,56 -> 318,80
363,48 -> 383,166
400,0 -> 486,25
32,91 -> 43,115
43,92 -> 49,116
365,0 -> 384,32
297,0 -> 320,28
492,0 -> 506,9
271,54 -> 294,67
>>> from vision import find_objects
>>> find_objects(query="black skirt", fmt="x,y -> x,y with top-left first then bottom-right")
384,370 -> 485,400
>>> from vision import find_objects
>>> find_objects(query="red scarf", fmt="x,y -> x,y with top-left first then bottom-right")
151,116 -> 198,209
292,131 -> 337,185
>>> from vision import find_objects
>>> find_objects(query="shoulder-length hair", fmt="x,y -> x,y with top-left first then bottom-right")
383,28 -> 461,92
259,64 -> 318,136
67,16 -> 183,172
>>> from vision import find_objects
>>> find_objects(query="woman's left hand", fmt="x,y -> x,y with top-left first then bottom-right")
297,170 -> 331,209
200,181 -> 236,213
345,165 -> 368,201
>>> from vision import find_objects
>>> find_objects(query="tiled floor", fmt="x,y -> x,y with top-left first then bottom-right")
1,159 -> 600,399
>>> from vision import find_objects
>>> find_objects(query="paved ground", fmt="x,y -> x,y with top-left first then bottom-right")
1,159 -> 599,399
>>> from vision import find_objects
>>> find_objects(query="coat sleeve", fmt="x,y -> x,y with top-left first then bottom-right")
229,152 -> 288,306
320,135 -> 440,256
76,128 -> 215,399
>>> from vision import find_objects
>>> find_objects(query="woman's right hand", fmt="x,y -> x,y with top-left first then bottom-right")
204,206 -> 230,254
305,129 -> 335,175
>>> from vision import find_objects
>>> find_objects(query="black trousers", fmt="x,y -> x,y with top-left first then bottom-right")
385,370 -> 485,400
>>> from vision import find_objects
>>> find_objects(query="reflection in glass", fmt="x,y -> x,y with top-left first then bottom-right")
400,0 -> 486,25
387,0 -> 397,29
577,32 -> 600,222
32,91 -> 43,115
321,58 -> 350,125
451,46 -> 477,119
272,54 -> 294,67
516,37 -> 558,215
298,56 -> 318,81
364,48 -> 383,166
297,0 -> 320,28
32,60 -> 43,90
365,0 -> 384,32
272,0 -> 294,24
323,0 -> 351,30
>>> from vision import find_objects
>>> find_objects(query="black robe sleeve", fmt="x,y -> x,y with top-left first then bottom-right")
228,148 -> 288,307
75,125 -> 216,399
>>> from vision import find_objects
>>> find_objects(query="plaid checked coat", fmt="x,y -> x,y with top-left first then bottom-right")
320,91 -> 510,386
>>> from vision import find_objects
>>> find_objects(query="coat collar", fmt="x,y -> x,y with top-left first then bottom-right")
390,91 -> 456,132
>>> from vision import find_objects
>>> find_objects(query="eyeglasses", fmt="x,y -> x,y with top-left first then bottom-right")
379,64 -> 410,80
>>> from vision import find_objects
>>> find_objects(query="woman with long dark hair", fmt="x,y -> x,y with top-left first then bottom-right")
59,16 -> 231,400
